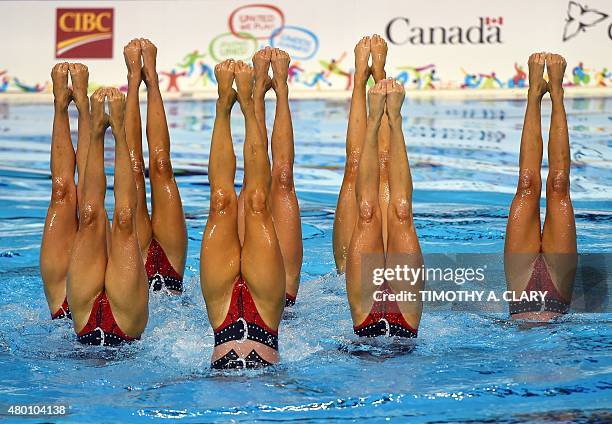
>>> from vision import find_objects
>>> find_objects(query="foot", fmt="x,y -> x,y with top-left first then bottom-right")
270,48 -> 290,94
234,61 -> 254,109
354,36 -> 371,84
106,87 -> 126,135
385,78 -> 405,119
215,59 -> 237,111
368,79 -> 387,121
546,53 -> 567,97
51,62 -> 71,109
370,34 -> 387,82
68,63 -> 89,112
527,52 -> 547,98
90,88 -> 109,136
124,39 -> 142,84
140,38 -> 158,86
253,47 -> 272,98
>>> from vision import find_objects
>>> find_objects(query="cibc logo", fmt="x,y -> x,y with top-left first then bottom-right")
386,16 -> 503,45
56,8 -> 113,59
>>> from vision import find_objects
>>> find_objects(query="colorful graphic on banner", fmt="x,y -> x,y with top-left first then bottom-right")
55,8 -> 113,59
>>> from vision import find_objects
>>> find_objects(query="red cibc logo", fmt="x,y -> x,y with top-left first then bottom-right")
56,8 -> 114,59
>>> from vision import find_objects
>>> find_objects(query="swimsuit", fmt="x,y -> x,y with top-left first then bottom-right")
76,291 -> 139,346
509,255 -> 570,316
212,276 -> 278,369
145,238 -> 183,292
285,293 -> 296,307
354,283 -> 418,338
51,297 -> 71,320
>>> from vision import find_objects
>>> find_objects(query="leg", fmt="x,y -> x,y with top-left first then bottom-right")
235,61 -> 285,329
504,53 -> 548,293
333,36 -> 371,273
371,35 -> 391,252
69,63 -> 91,205
124,39 -> 152,255
67,89 -> 109,333
346,80 -> 386,325
385,79 -> 424,329
200,60 -> 242,329
104,88 -> 149,337
542,54 -> 577,299
269,48 -> 303,299
40,63 -> 77,314
141,39 -> 187,275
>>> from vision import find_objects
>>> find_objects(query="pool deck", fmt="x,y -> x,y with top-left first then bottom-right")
1,87 -> 611,103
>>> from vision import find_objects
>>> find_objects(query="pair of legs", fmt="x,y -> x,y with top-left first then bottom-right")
40,62 -> 91,315
236,47 -> 302,299
334,35 -> 391,274
67,87 -> 148,337
504,53 -> 577,320
346,78 -> 423,330
123,39 -> 187,280
200,61 -> 285,334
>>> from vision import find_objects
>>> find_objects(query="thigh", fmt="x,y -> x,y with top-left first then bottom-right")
333,161 -> 359,273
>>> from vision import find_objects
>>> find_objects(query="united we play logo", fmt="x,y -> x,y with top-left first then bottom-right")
55,8 -> 114,59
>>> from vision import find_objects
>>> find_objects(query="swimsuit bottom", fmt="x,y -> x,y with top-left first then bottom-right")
145,238 -> 183,292
51,297 -> 71,320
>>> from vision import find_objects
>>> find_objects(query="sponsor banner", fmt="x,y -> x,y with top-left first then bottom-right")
0,0 -> 610,94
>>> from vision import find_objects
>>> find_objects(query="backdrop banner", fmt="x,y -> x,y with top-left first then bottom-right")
0,0 -> 611,94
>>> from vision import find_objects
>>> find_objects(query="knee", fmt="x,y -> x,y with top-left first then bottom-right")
114,206 -> 135,232
345,151 -> 360,176
51,177 -> 74,204
210,187 -> 236,214
79,203 -> 99,227
246,189 -> 267,214
152,153 -> 173,178
390,198 -> 412,223
358,199 -> 375,223
131,158 -> 145,176
273,162 -> 294,191
548,170 -> 570,197
517,169 -> 541,198
378,150 -> 389,170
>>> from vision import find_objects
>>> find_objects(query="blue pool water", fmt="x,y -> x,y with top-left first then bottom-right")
0,97 -> 610,422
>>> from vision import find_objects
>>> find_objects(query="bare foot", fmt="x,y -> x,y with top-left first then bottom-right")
51,62 -> 71,109
527,52 -> 547,98
106,87 -> 126,135
370,34 -> 387,82
90,88 -> 109,136
546,53 -> 567,97
215,59 -> 237,111
140,38 -> 158,86
124,39 -> 142,83
368,79 -> 387,121
270,48 -> 290,94
253,47 -> 272,98
354,36 -> 371,84
234,60 -> 254,108
68,63 -> 89,112
385,78 -> 405,119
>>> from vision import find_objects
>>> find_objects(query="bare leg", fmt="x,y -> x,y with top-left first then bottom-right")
541,54 -> 577,300
269,48 -> 303,299
385,79 -> 423,329
504,53 -> 548,296
124,39 -> 152,255
69,63 -> 90,205
67,88 -> 109,333
40,63 -> 77,314
239,47 -> 273,245
346,80 -> 386,325
200,60 -> 242,329
371,34 -> 391,251
104,88 -> 149,337
235,61 -> 285,329
333,36 -> 371,273
141,38 -> 187,275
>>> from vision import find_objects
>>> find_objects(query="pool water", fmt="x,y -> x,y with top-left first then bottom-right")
0,98 -> 610,422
